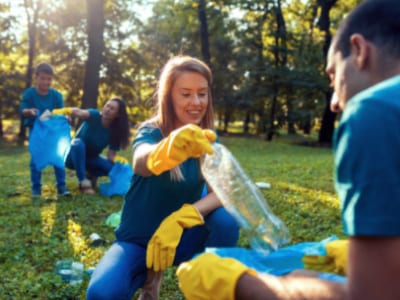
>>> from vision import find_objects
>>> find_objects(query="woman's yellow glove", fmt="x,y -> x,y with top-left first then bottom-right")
146,204 -> 204,272
147,124 -> 217,175
52,107 -> 73,115
302,239 -> 349,275
176,253 -> 257,300
113,155 -> 128,164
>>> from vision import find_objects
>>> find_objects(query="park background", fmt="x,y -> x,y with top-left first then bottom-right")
0,0 -> 360,299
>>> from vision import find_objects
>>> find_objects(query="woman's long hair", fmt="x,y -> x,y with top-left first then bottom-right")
109,97 -> 130,149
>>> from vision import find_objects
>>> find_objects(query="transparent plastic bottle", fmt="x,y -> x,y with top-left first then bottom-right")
201,143 -> 291,255
70,261 -> 84,285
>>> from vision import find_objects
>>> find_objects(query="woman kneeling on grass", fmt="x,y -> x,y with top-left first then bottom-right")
86,55 -> 239,300
53,97 -> 130,194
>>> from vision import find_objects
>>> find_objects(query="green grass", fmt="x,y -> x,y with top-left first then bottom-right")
0,133 -> 344,299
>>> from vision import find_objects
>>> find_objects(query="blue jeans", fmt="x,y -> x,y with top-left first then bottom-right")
86,207 -> 239,299
30,159 -> 66,193
65,138 -> 114,182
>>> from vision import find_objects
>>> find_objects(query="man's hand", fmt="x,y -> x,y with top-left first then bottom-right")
176,253 -> 256,300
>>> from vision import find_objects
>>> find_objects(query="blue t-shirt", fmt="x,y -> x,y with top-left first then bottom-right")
334,75 -> 400,237
20,87 -> 64,128
115,124 -> 205,245
75,109 -> 119,157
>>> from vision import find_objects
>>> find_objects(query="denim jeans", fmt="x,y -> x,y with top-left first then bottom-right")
86,207 -> 239,300
65,138 -> 114,182
30,159 -> 66,193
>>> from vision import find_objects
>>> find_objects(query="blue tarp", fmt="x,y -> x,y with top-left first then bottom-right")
206,236 -> 346,283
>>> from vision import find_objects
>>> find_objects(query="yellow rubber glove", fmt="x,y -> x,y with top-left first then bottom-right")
147,124 -> 217,175
146,204 -> 204,272
302,239 -> 349,275
176,253 -> 257,300
52,107 -> 73,115
113,155 -> 128,164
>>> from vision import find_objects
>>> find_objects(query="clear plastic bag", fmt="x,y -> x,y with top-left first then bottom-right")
201,143 -> 290,254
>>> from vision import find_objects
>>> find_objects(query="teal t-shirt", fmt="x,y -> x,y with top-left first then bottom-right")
20,87 -> 64,128
115,124 -> 205,245
75,109 -> 119,157
334,75 -> 400,237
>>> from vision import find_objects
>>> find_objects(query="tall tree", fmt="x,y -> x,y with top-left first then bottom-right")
19,0 -> 42,141
267,0 -> 287,141
81,0 -> 105,109
198,0 -> 211,66
317,0 -> 337,145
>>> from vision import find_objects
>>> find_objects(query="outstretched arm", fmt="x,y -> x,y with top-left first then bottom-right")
236,272 -> 346,300
52,107 -> 90,119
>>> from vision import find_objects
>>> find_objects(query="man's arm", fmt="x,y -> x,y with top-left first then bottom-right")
236,272 -> 346,300
347,237 -> 400,300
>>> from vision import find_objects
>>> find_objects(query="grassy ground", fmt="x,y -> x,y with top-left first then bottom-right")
0,131 -> 344,299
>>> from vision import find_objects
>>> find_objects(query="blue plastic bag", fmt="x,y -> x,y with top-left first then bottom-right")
28,116 -> 71,170
99,162 -> 133,196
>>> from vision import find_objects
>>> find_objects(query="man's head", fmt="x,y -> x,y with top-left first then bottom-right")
34,62 -> 54,95
326,0 -> 400,112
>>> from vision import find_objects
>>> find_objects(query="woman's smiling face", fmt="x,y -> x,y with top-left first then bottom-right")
171,71 -> 209,128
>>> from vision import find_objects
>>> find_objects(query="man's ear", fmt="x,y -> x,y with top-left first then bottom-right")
349,34 -> 370,70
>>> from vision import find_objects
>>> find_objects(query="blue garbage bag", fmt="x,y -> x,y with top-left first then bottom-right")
99,162 -> 133,196
28,116 -> 71,171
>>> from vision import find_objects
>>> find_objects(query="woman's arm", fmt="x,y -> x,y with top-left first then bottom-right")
132,143 -> 157,177
193,192 -> 222,217
70,107 -> 90,119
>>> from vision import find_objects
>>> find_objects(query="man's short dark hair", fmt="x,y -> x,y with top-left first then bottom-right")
334,0 -> 400,58
35,62 -> 54,75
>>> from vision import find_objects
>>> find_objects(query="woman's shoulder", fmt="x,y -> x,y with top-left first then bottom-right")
134,122 -> 163,143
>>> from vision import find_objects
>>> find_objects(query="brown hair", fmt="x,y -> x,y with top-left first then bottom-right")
35,62 -> 54,75
151,55 -> 215,136
146,55 -> 215,181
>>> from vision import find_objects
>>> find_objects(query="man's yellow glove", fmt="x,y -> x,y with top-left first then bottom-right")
146,204 -> 204,272
113,155 -> 128,164
302,239 -> 349,275
147,124 -> 217,175
176,253 -> 257,300
52,107 -> 73,115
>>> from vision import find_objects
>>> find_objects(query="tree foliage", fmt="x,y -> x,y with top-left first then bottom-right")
0,0 -> 359,143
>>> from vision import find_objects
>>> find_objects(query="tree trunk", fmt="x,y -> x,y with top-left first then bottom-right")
267,0 -> 287,141
198,0 -> 211,66
19,0 -> 41,142
243,111 -> 250,134
81,0 -> 105,109
317,0 -> 337,145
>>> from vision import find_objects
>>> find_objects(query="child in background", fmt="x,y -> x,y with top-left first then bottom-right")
20,62 -> 70,197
